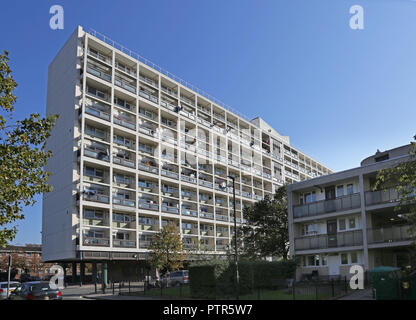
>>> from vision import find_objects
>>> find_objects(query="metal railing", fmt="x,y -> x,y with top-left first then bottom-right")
83,237 -> 110,246
293,193 -> 361,219
365,188 -> 400,206
88,28 -> 254,122
294,230 -> 363,251
113,156 -> 135,168
367,225 -> 413,244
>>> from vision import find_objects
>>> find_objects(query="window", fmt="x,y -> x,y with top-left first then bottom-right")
339,219 -> 346,231
321,255 -> 327,266
337,185 -> 344,197
347,184 -> 354,195
341,253 -> 348,265
349,217 -> 356,229
351,252 -> 358,264
303,223 -> 318,235
304,191 -> 316,204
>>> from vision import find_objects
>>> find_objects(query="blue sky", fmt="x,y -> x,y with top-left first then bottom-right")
1,0 -> 416,245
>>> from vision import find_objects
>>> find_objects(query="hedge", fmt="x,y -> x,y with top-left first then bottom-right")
189,259 -> 296,299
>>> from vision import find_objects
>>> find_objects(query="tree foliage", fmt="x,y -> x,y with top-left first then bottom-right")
374,136 -> 416,243
0,51 -> 58,247
232,186 -> 289,260
149,224 -> 187,276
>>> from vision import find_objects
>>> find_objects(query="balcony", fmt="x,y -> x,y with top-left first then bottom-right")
113,240 -> 137,248
87,62 -> 111,82
83,237 -> 110,247
161,169 -> 179,179
367,225 -> 412,244
113,198 -> 136,208
88,48 -> 111,65
294,230 -> 363,251
84,146 -> 110,162
84,105 -> 110,122
200,212 -> 214,220
113,156 -> 135,168
113,115 -> 136,130
138,163 -> 159,174
138,201 -> 159,211
83,193 -> 110,204
365,188 -> 399,206
216,215 -> 229,222
115,75 -> 136,93
139,88 -> 158,104
181,175 -> 197,184
293,193 -> 361,219
181,209 -> 198,218
161,205 -> 179,214
139,241 -> 152,249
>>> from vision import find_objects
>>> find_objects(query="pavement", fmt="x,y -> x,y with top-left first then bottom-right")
60,283 -> 168,300
338,288 -> 375,300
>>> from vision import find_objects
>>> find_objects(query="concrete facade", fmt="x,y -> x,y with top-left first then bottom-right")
42,26 -> 332,265
287,144 -> 414,280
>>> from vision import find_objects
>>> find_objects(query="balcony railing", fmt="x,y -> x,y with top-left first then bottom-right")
113,116 -> 136,130
216,215 -> 229,222
181,175 -> 197,184
181,209 -> 198,217
294,230 -> 363,251
139,241 -> 152,249
113,198 -> 136,208
161,170 -> 179,179
87,64 -> 111,82
84,148 -> 110,162
293,193 -> 361,219
138,202 -> 159,211
139,90 -> 158,104
365,188 -> 400,206
115,76 -> 136,93
113,156 -> 135,168
200,212 -> 214,220
367,225 -> 412,244
162,205 -> 179,214
83,237 -> 110,247
83,193 -> 110,204
113,240 -> 137,248
88,48 -> 111,64
138,163 -> 159,174
85,106 -> 110,121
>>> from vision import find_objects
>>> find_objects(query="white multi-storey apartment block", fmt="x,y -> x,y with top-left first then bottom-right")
287,144 -> 414,281
42,26 -> 331,278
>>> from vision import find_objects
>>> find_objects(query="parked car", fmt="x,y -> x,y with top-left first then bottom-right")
0,281 -> 20,300
160,270 -> 189,287
9,281 -> 62,300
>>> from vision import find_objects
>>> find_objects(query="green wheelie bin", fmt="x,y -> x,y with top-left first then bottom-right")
370,266 -> 401,300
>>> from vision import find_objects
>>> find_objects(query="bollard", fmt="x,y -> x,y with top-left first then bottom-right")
112,281 -> 115,295
292,282 -> 295,300
331,279 -> 335,297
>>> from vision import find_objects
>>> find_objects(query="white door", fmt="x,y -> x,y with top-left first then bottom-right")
328,255 -> 340,276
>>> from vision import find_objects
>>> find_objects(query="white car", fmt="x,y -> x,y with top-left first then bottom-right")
0,281 -> 20,300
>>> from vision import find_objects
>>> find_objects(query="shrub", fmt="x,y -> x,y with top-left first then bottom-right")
189,259 -> 296,299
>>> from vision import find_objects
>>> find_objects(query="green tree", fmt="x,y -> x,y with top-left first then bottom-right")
0,51 -> 58,247
149,224 -> 187,277
232,186 -> 289,260
374,136 -> 416,243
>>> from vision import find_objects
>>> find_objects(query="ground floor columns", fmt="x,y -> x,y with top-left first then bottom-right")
102,262 -> 108,288
72,262 -> 77,284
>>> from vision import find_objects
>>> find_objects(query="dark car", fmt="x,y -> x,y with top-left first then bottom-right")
9,281 -> 62,300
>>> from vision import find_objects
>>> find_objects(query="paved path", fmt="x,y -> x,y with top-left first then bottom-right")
338,288 -> 374,300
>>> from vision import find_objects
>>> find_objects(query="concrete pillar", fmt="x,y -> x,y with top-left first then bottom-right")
92,262 -> 97,284
72,262 -> 77,284
359,174 -> 369,271
102,262 -> 108,288
80,262 -> 85,286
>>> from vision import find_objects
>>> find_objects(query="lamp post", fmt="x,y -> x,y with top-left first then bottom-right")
222,175 -> 239,300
